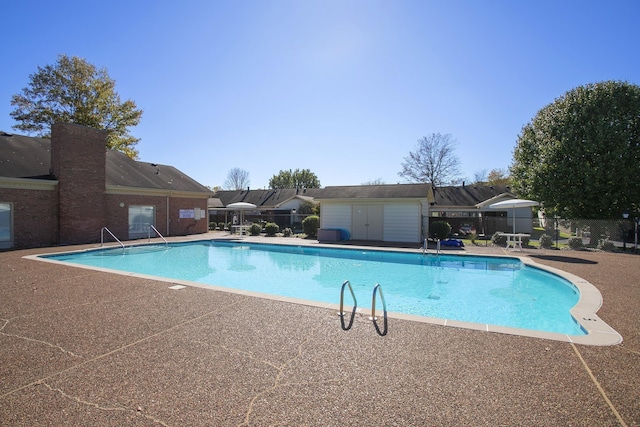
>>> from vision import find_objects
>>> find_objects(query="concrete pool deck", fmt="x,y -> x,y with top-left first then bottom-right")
1,232 -> 639,425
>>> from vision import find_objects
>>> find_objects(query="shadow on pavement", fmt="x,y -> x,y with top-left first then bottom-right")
529,254 -> 598,264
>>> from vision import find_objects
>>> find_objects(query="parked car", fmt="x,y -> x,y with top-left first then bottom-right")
458,224 -> 476,236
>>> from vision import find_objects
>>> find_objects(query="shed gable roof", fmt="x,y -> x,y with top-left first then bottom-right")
316,183 -> 432,200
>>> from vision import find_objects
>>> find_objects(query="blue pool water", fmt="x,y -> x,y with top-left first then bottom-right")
44,241 -> 585,335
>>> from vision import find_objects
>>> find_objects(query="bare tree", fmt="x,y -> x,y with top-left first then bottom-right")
362,178 -> 386,185
398,133 -> 462,186
224,167 -> 250,190
473,170 -> 488,184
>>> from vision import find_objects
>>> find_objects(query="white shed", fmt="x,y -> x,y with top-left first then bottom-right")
315,184 -> 433,243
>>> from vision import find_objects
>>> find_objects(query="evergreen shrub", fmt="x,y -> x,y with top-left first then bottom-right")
303,215 -> 320,237
249,223 -> 262,236
568,237 -> 584,250
429,221 -> 451,240
597,239 -> 615,252
492,232 -> 507,246
539,234 -> 553,249
265,222 -> 279,236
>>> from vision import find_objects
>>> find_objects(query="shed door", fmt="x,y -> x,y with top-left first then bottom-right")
352,205 -> 383,241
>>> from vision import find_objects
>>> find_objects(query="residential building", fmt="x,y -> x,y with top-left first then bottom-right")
0,123 -> 211,249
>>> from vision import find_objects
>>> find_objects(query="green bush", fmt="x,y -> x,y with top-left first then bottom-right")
282,227 -> 292,237
429,221 -> 451,240
249,223 -> 262,236
539,234 -> 553,249
568,237 -> 584,250
209,222 -> 216,230
491,232 -> 507,246
299,200 -> 320,215
598,239 -> 615,252
303,215 -> 320,237
218,222 -> 226,230
264,222 -> 279,236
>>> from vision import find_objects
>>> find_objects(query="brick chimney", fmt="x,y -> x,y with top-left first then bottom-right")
51,123 -> 108,244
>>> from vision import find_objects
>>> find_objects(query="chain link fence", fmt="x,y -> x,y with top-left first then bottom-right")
209,211 -> 315,233
535,217 -> 639,251
470,214 -> 639,252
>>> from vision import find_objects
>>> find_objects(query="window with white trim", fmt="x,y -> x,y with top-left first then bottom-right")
128,205 -> 155,239
0,203 -> 12,248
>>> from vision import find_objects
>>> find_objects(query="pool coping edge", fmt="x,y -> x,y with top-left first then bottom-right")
24,240 -> 623,346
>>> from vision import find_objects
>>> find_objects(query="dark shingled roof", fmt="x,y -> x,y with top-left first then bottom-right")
105,150 -> 210,193
0,132 -> 53,179
215,188 -> 323,208
0,132 -> 211,193
432,184 -> 513,207
214,184 -> 510,209
316,183 -> 431,199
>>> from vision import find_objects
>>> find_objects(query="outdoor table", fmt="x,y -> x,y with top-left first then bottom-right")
499,233 -> 528,250
232,225 -> 251,236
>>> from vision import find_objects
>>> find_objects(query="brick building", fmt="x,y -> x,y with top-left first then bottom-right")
0,123 -> 211,249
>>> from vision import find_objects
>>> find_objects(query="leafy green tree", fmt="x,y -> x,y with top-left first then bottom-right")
269,169 -> 293,189
469,169 -> 511,186
511,81 -> 640,219
486,168 -> 511,186
298,200 -> 319,215
268,168 -> 321,189
399,133 -> 462,186
10,55 -> 143,158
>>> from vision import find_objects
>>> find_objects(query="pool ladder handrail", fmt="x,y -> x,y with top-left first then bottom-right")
369,283 -> 388,336
338,280 -> 357,331
338,281 -> 388,336
101,227 -> 125,251
148,224 -> 168,248
423,238 -> 441,255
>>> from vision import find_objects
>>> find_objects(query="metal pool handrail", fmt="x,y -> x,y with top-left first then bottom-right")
338,280 -> 357,331
370,283 -> 388,336
101,227 -> 124,250
148,224 -> 168,247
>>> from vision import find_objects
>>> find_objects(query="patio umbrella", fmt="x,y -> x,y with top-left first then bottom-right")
227,202 -> 257,210
488,199 -> 539,234
227,202 -> 257,226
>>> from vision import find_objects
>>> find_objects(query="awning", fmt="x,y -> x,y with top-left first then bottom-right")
489,199 -> 539,233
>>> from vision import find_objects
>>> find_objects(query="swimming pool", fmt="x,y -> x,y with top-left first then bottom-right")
40,240 -> 591,336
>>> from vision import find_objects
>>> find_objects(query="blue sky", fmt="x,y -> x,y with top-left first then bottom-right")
2,0 -> 639,189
